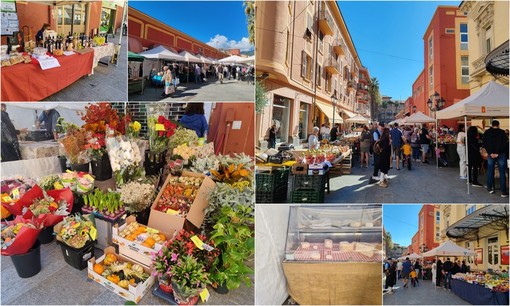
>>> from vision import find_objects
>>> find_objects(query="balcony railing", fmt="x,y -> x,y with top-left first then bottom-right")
332,38 -> 345,56
318,9 -> 334,36
471,55 -> 487,77
325,56 -> 339,74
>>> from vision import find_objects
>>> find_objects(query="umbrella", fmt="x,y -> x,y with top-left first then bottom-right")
346,114 -> 370,124
405,111 -> 436,124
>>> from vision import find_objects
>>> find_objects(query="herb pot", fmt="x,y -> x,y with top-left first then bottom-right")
70,162 -> 90,173
91,154 -> 112,181
10,240 -> 42,278
38,225 -> 55,244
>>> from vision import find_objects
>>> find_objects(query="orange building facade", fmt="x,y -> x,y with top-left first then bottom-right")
411,69 -> 426,115
420,6 -> 470,127
418,204 -> 440,254
128,7 -> 226,59
1,1 -> 125,45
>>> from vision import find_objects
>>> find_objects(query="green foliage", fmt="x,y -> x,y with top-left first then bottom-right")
244,1 -> 255,45
255,81 -> 269,113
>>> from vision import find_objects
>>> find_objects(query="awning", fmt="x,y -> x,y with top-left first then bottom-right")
395,109 -> 405,119
446,205 -> 508,239
316,101 -> 344,124
341,109 -> 355,118
485,39 -> 509,76
128,51 -> 144,62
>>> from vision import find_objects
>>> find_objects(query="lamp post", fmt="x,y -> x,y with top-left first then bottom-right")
331,89 -> 338,127
426,91 -> 445,114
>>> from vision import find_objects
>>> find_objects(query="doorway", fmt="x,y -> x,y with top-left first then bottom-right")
56,3 -> 87,36
487,236 -> 499,269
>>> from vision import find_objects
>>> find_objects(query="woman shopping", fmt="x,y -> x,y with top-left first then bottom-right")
456,124 -> 467,179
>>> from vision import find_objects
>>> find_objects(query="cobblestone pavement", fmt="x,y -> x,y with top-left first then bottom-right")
324,156 -> 508,203
43,33 -> 127,102
1,241 -> 254,305
130,77 -> 254,102
384,276 -> 469,305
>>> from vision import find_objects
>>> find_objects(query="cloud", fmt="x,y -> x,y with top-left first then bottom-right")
206,34 -> 253,52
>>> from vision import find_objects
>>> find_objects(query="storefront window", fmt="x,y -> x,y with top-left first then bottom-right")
272,96 -> 290,143
488,237 -> 499,266
299,103 -> 309,140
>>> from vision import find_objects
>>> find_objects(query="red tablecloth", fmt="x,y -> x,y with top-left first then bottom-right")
1,51 -> 94,101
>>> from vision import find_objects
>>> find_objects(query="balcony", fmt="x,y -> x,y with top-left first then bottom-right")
471,55 -> 487,77
347,81 -> 356,93
325,56 -> 339,74
332,38 -> 345,56
318,9 -> 334,36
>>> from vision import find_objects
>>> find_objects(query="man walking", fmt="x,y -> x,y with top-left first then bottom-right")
397,259 -> 403,279
390,123 -> 403,170
402,257 -> 412,288
194,64 -> 201,84
442,257 -> 453,290
483,120 -> 508,197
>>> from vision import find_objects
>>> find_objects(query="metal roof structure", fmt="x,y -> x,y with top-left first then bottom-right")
485,40 -> 509,77
446,205 -> 508,239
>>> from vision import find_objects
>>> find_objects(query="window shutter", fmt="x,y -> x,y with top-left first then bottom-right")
301,51 -> 307,77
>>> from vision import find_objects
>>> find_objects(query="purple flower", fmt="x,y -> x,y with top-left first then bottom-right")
171,252 -> 178,262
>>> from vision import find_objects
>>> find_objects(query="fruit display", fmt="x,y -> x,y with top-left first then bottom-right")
437,133 -> 456,144
117,221 -> 166,248
452,272 -> 509,292
95,254 -> 150,288
56,214 -> 96,249
82,189 -> 125,220
301,145 -> 350,164
154,183 -> 199,217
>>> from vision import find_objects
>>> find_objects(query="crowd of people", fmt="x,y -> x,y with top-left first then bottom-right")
384,257 -> 470,294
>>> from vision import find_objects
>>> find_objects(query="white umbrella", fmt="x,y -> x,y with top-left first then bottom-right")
346,114 -> 370,124
398,252 -> 422,260
238,55 -> 255,64
405,111 -> 436,124
139,45 -> 185,61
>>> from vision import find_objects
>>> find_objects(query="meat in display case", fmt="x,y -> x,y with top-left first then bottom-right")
284,204 -> 382,262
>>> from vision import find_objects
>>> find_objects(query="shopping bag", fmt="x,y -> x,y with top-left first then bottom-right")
165,84 -> 175,95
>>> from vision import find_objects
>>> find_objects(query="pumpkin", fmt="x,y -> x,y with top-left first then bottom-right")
131,264 -> 144,274
93,263 -> 104,274
118,280 -> 129,289
103,253 -> 118,265
106,274 -> 120,284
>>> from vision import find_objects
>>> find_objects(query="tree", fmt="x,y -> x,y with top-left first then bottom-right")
255,81 -> 269,113
383,231 -> 394,258
244,1 -> 255,45
368,77 -> 382,121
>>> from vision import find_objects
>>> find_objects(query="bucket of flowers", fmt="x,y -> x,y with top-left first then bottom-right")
59,125 -> 90,172
106,135 -> 144,187
146,115 -> 177,176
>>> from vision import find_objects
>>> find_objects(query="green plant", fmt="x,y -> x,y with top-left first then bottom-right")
83,188 -> 124,217
255,81 -> 269,113
209,205 -> 254,291
170,255 -> 210,302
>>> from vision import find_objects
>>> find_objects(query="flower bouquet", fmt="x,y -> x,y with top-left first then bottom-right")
1,177 -> 37,219
148,115 -> 177,155
118,181 -> 155,213
55,214 -> 96,249
1,215 -> 43,256
59,125 -> 90,166
106,136 -> 144,186
126,121 -> 142,140
170,255 -> 210,304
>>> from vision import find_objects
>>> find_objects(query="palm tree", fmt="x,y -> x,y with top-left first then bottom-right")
368,77 -> 381,121
244,1 -> 255,45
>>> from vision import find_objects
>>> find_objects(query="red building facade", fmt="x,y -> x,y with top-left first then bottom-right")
128,7 -> 226,59
418,204 -> 440,254
411,69 -> 426,115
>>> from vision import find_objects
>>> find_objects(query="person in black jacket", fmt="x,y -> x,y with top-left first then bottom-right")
442,257 -> 453,290
436,259 -> 443,287
1,103 -> 24,162
378,127 -> 391,188
467,126 -> 483,187
483,120 -> 508,197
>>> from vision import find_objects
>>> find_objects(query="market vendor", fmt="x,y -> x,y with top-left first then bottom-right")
308,126 -> 320,149
36,23 -> 51,45
36,109 -> 60,141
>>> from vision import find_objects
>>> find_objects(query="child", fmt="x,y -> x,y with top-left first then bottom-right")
409,269 -> 419,287
402,138 -> 412,170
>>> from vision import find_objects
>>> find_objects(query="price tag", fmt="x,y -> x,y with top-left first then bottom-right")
11,188 -> 20,200
90,226 -> 97,241
2,195 -> 13,203
84,174 -> 94,181
190,235 -> 215,252
155,123 -> 165,131
199,288 -> 210,302
54,182 -> 64,190
166,209 -> 179,215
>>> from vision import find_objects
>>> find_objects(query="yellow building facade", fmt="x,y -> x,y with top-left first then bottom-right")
256,1 -> 368,148
440,204 -> 509,272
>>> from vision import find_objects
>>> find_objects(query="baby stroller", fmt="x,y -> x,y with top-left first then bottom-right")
402,154 -> 412,170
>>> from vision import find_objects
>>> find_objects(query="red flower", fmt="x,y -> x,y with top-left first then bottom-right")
159,131 -> 164,137
158,116 -> 165,124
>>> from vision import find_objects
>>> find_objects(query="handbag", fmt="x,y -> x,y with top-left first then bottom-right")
480,147 -> 488,160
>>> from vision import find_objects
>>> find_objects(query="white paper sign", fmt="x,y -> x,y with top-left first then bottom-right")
63,51 -> 75,56
38,57 -> 61,70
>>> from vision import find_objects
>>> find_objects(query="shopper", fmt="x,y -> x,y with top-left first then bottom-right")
402,257 -> 412,288
460,260 -> 468,273
371,122 -> 384,181
320,123 -> 330,141
194,64 -> 201,84
456,124 -> 467,179
483,120 -> 508,197
442,257 -> 453,290
436,259 -> 443,287
360,125 -> 372,168
467,126 -> 483,187
419,124 -> 431,163
179,103 -> 208,138
431,259 -> 437,285
1,103 -> 24,162
378,127 -> 391,188
390,123 -> 403,170
268,124 -> 277,149
330,123 -> 339,142
36,108 -> 60,141
410,127 -> 421,162
397,259 -> 403,280
308,127 -> 320,149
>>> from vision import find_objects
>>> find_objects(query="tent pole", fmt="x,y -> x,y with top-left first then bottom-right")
436,118 -> 439,169
465,115 -> 470,195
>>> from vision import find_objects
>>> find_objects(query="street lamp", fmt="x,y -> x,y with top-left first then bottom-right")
427,91 -> 445,112
331,89 -> 338,127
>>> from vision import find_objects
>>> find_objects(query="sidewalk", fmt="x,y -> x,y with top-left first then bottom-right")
130,77 -> 254,102
324,157 -> 508,203
384,277 -> 469,305
43,33 -> 128,102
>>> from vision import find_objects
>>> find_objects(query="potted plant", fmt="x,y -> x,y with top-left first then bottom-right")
118,180 -> 155,224
209,205 -> 254,293
170,254 -> 210,305
106,136 -> 144,187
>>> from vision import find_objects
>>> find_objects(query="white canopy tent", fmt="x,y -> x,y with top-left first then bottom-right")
405,111 -> 436,124
195,54 -> 213,64
218,55 -> 245,64
346,114 -> 370,124
435,80 -> 510,194
422,240 -> 475,257
178,51 -> 203,63
138,45 -> 185,61
238,55 -> 255,64
398,252 -> 423,260
3,102 -> 88,130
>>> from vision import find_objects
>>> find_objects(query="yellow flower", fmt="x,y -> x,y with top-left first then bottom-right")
132,121 -> 141,132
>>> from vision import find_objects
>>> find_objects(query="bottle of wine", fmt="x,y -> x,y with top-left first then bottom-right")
49,36 -> 54,53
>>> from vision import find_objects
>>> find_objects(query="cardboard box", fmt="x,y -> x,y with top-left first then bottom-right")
149,170 -> 215,234
112,215 -> 174,268
87,246 -> 155,303
291,163 -> 308,175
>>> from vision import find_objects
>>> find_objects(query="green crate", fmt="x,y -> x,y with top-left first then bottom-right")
292,174 -> 326,191
290,189 -> 324,203
256,185 -> 288,203
256,169 -> 289,193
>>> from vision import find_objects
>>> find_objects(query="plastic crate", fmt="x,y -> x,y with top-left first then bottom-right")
256,185 -> 288,203
290,189 -> 324,203
292,174 -> 326,190
57,239 -> 96,270
256,169 -> 289,193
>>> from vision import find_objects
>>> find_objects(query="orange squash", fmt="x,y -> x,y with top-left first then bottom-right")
103,253 -> 117,265
93,263 -> 104,274
158,233 -> 166,242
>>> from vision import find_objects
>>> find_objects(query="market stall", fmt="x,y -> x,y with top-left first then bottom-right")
451,273 -> 509,305
128,51 -> 145,95
91,42 -> 116,71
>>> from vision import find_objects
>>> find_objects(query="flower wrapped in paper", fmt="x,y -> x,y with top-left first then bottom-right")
1,215 -> 44,256
76,172 -> 94,194
55,214 -> 96,249
106,136 -> 144,186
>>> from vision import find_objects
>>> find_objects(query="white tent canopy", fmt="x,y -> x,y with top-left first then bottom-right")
346,114 -> 370,124
195,54 -> 213,64
3,103 -> 87,131
436,80 -> 509,119
422,240 -> 476,257
405,111 -> 436,124
178,51 -> 203,63
238,55 -> 255,64
139,46 -> 185,61
398,252 -> 422,260
218,55 -> 245,64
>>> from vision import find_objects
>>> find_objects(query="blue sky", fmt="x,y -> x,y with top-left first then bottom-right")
129,1 -> 253,51
339,1 -> 461,101
383,204 -> 422,246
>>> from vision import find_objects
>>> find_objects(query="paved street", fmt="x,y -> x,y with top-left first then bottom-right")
324,156 -> 508,203
384,277 -> 468,305
43,33 -> 128,102
129,77 -> 254,102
